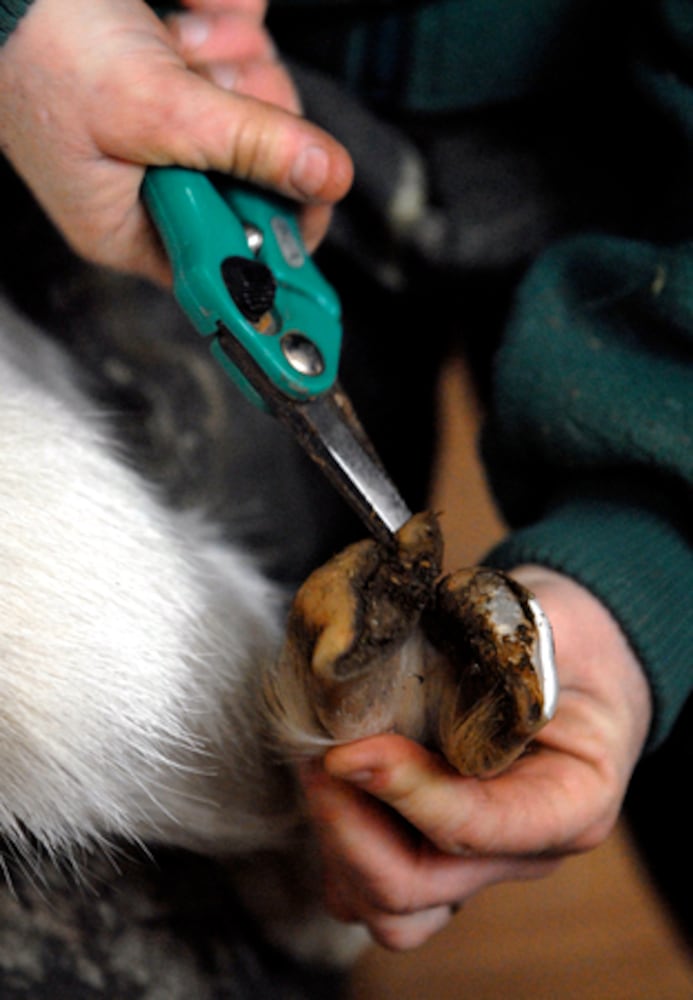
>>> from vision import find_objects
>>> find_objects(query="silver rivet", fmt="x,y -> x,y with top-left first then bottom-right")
243,224 -> 264,256
281,332 -> 325,376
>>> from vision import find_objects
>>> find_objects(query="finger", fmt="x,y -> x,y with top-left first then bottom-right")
320,841 -> 460,951
195,58 -> 302,114
362,905 -> 455,952
323,731 -> 616,857
298,203 -> 334,253
167,9 -> 303,116
167,11 -> 274,65
315,841 -> 457,952
302,765 -> 557,917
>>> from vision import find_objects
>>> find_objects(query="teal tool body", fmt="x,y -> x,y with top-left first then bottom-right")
143,166 -> 411,543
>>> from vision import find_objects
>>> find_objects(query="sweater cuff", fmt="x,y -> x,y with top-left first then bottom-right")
0,0 -> 34,44
484,489 -> 692,752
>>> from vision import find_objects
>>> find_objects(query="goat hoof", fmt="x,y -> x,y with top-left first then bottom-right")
265,512 -> 557,776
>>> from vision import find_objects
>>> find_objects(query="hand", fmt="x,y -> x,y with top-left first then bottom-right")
0,0 -> 352,283
300,566 -> 652,950
167,0 -> 302,109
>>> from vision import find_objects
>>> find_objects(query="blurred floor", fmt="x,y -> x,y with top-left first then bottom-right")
349,356 -> 693,999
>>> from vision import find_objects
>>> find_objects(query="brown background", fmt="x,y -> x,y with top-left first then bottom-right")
350,358 -> 693,999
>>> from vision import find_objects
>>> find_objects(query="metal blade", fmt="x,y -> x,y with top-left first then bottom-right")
216,327 -> 411,544
278,391 -> 412,544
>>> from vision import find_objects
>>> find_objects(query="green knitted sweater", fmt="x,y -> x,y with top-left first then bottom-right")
0,0 -> 29,44
2,0 -> 691,750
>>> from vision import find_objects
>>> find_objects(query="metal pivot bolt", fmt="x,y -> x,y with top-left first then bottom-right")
281,332 -> 325,376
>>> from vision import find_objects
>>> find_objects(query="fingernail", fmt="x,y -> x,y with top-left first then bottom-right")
173,14 -> 210,50
208,63 -> 238,92
290,145 -> 329,198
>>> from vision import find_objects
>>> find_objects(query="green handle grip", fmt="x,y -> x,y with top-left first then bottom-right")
142,166 -> 342,406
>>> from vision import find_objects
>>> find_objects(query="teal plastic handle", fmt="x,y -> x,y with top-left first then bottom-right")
142,166 -> 342,406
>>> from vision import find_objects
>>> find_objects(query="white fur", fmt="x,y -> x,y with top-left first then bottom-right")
0,295 -> 373,967
0,297 -> 299,860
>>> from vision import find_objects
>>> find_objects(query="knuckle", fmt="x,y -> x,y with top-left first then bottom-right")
374,928 -> 416,952
572,813 -> 618,853
226,113 -> 276,181
427,821 -> 474,857
370,919 -> 417,952
361,873 -> 412,917
369,913 -> 440,952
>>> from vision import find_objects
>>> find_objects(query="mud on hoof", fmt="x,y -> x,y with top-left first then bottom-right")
264,512 -> 557,777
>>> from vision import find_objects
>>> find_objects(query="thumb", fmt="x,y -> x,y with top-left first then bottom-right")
98,62 -> 354,206
324,733 -> 613,857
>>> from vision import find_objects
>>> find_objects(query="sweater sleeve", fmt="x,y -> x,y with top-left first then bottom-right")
483,233 -> 693,752
0,0 -> 34,44
482,3 -> 693,752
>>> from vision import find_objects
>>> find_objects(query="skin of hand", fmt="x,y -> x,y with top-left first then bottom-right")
299,566 -> 653,951
0,0 -> 353,283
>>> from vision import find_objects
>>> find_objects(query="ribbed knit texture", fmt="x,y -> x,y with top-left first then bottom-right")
483,233 -> 692,751
0,0 -> 33,44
